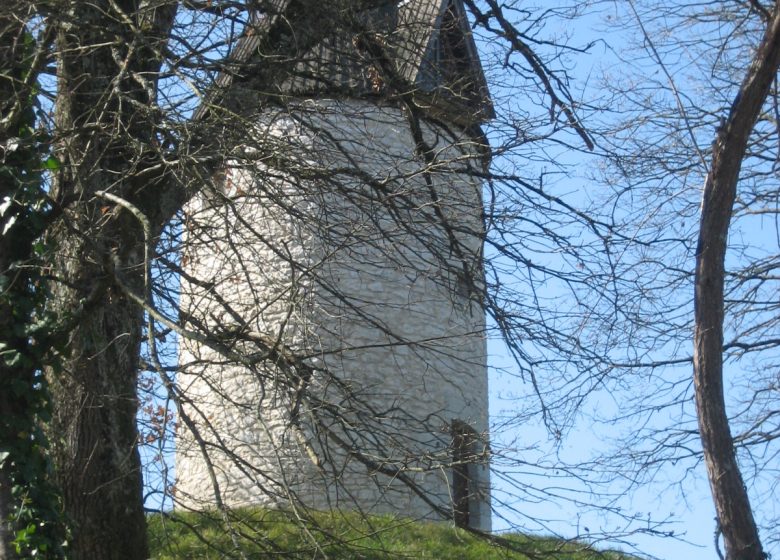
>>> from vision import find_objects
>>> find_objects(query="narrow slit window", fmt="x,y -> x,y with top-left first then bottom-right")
451,419 -> 478,528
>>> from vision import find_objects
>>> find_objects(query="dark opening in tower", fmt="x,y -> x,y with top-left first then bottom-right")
451,419 -> 480,528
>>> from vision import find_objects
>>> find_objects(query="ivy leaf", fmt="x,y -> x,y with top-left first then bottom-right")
32,240 -> 46,255
42,156 -> 60,171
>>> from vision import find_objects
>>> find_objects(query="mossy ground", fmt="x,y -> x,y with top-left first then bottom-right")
148,509 -> 637,559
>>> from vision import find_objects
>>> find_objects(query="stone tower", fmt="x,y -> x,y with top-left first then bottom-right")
177,0 -> 493,530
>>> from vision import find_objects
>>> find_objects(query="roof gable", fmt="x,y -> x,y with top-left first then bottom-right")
397,0 -> 493,121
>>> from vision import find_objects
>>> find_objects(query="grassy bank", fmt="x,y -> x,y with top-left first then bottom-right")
148,509 -> 637,559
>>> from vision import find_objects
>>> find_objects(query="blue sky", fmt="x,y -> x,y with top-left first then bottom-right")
479,2 -> 779,559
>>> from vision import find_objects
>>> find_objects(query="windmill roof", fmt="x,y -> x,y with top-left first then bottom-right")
205,0 -> 493,124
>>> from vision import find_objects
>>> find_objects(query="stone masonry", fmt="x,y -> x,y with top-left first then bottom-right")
176,99 -> 491,530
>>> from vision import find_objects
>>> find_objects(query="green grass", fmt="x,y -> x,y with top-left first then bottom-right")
148,509 -> 638,559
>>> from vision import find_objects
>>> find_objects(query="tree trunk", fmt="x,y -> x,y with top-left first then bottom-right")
46,235 -> 149,560
693,3 -> 780,559
47,106 -> 151,560
45,1 -> 164,557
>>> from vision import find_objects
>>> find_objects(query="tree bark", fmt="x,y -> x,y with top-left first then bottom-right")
693,2 -> 780,559
45,1 -> 175,557
46,245 -> 149,560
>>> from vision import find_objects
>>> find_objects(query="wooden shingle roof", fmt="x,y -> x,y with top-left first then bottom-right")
209,0 -> 493,124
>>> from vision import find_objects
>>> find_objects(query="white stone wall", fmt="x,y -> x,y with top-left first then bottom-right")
176,99 -> 490,530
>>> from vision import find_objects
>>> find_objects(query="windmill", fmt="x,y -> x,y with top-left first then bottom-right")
177,0 -> 492,530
